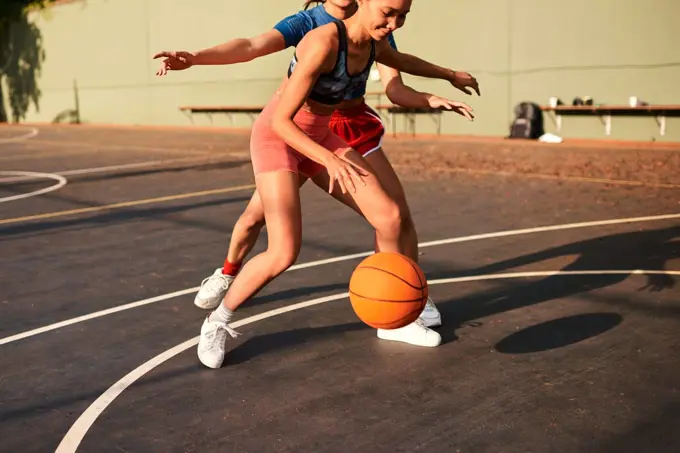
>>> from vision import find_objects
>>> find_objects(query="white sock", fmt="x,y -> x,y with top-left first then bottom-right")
209,304 -> 234,324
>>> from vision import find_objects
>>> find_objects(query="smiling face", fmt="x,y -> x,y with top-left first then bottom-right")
356,0 -> 412,40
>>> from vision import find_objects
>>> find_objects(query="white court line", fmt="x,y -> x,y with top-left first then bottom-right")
55,269 -> 680,453
0,288 -> 197,346
0,161 -> 164,184
0,171 -> 67,203
54,291 -> 350,453
0,127 -> 38,144
2,211 -> 680,346
0,152 -> 249,183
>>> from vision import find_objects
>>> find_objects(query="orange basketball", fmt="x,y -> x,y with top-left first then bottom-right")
349,252 -> 428,330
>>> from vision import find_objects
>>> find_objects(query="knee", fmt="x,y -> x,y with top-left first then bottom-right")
269,246 -> 300,274
237,208 -> 265,232
373,200 -> 404,238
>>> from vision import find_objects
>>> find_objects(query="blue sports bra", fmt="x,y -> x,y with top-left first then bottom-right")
287,20 -> 375,105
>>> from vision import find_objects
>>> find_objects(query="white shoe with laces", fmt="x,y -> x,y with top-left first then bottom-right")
197,316 -> 241,369
194,268 -> 234,310
377,318 -> 442,347
418,297 -> 442,327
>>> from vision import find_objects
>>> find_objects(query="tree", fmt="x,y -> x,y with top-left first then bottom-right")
0,0 -> 54,122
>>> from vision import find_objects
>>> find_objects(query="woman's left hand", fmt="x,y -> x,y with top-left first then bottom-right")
427,95 -> 475,121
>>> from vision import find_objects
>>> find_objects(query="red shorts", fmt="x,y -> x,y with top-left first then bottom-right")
298,103 -> 386,178
330,103 -> 385,156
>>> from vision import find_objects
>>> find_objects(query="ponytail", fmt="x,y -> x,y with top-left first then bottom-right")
303,0 -> 325,9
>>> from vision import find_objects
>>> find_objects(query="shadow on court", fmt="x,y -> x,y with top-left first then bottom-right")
0,195 -> 253,239
430,225 -> 679,343
224,225 -> 680,356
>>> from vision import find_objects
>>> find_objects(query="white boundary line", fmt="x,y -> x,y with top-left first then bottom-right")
55,269 -> 680,453
54,291 -> 350,453
0,162 -> 164,184
0,152 -> 249,183
0,127 -> 38,144
2,211 -> 679,346
0,171 -> 67,203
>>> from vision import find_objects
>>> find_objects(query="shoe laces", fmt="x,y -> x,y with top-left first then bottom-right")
206,320 -> 241,347
414,318 -> 427,328
200,273 -> 231,295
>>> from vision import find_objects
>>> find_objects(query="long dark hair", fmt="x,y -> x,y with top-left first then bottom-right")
303,0 -> 325,9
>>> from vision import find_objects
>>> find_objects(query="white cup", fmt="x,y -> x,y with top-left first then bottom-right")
549,97 -> 558,108
629,96 -> 638,107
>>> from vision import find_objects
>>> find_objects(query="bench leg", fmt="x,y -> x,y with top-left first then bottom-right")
598,114 -> 612,136
551,113 -> 562,132
392,112 -> 397,138
656,115 -> 667,136
182,111 -> 195,124
428,113 -> 442,135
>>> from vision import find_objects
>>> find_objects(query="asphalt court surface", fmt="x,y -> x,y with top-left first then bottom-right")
1,124 -> 679,452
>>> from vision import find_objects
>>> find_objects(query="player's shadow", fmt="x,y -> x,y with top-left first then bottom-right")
225,225 -> 679,359
227,322 -> 368,366
431,224 -> 680,344
0,195 -> 252,239
494,312 -> 623,353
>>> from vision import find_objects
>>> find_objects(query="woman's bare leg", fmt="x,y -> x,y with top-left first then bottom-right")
198,170 -> 303,368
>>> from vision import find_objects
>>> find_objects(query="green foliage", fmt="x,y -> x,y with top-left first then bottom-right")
0,0 -> 53,122
0,1 -> 54,25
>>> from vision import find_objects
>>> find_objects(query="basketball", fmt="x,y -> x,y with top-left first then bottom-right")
349,252 -> 428,330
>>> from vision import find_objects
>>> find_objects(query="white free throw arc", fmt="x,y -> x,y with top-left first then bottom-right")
0,171 -> 67,203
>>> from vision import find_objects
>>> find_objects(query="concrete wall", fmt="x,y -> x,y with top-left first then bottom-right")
15,0 -> 680,141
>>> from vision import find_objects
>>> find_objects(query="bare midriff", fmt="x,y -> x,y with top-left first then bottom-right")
275,77 -> 367,117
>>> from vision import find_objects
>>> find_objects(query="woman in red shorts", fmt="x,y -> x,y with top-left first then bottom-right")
154,0 -> 479,354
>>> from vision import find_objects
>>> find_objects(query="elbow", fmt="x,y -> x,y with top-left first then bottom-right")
385,87 -> 400,104
240,39 -> 257,63
384,81 -> 405,104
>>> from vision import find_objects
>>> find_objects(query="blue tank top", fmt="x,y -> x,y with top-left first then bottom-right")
286,20 -> 375,106
274,5 -> 396,101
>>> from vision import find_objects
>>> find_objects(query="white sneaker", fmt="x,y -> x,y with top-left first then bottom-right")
197,316 -> 240,369
377,318 -> 442,347
194,268 -> 234,310
418,297 -> 442,327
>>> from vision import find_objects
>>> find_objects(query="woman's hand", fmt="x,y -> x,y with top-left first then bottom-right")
324,153 -> 368,195
448,71 -> 481,96
153,51 -> 195,76
426,95 -> 475,121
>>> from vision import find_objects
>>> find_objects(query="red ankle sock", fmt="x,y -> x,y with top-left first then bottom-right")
222,259 -> 241,277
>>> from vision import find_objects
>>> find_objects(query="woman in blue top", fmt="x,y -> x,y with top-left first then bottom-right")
154,0 -> 479,365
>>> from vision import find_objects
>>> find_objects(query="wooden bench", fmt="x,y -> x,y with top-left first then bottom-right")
541,105 -> 680,136
375,104 -> 443,137
179,105 -> 264,125
179,99 -> 444,137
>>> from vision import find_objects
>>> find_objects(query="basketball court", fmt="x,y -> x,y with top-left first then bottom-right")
1,124 -> 679,452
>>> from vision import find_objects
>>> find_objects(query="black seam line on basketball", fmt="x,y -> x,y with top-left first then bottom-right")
355,266 -> 425,291
348,289 -> 424,303
405,258 -> 424,289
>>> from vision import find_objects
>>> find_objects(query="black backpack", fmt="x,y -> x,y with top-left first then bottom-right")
509,102 -> 544,139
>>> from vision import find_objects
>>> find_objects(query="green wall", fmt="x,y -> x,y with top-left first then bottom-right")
13,0 -> 680,141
